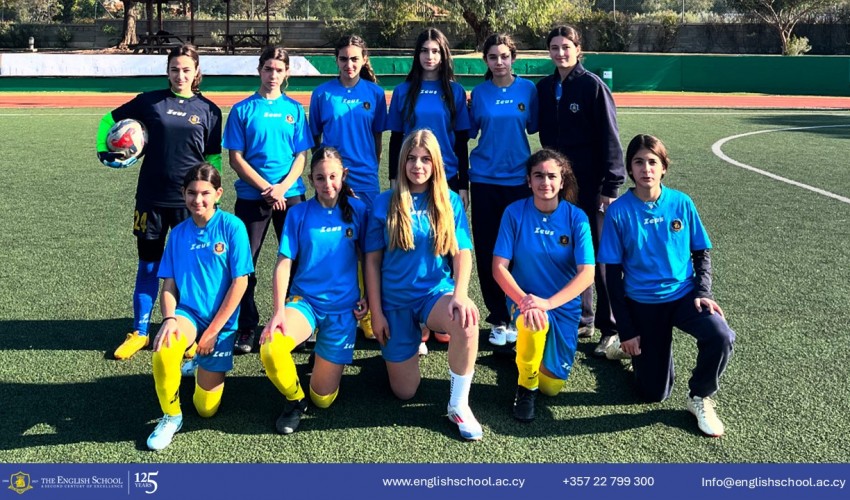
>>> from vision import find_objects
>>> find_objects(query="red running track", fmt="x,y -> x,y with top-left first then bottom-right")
1,92 -> 849,109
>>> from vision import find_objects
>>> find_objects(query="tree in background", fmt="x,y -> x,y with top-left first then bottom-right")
439,0 -> 570,49
118,0 -> 138,48
735,0 -> 833,54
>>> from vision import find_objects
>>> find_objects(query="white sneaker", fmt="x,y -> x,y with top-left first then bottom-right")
489,324 -> 508,346
146,413 -> 183,451
447,404 -> 483,441
687,394 -> 725,437
604,336 -> 631,360
418,341 -> 429,356
180,358 -> 198,377
594,334 -> 618,357
504,324 -> 518,343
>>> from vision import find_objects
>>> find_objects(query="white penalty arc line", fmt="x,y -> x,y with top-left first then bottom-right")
711,124 -> 850,205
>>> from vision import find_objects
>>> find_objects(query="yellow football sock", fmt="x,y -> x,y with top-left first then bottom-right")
539,371 -> 566,396
515,315 -> 548,391
152,334 -> 189,416
309,385 -> 339,409
193,381 -> 223,418
260,333 -> 305,401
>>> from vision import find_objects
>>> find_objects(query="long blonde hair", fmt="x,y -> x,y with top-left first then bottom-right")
387,129 -> 458,257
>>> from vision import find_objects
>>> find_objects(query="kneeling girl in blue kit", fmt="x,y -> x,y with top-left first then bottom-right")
364,129 -> 482,441
492,149 -> 595,422
597,134 -> 735,437
259,147 -> 369,435
146,163 -> 253,451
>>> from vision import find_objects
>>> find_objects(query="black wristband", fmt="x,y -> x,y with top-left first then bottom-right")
162,316 -> 177,322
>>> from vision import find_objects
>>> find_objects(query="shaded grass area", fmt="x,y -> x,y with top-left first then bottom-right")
0,108 -> 849,463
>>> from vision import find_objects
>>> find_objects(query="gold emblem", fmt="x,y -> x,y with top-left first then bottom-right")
363,102 -> 371,110
559,235 -> 570,246
671,219 -> 683,232
8,472 -> 33,495
518,103 -> 526,112
214,242 -> 226,254
345,227 -> 354,238
188,115 -> 201,125
286,114 -> 295,124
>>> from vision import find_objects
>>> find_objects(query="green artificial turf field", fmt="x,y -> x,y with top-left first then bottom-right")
1,107 -> 848,463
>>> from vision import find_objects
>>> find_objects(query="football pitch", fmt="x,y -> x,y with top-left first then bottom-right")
1,107 -> 849,464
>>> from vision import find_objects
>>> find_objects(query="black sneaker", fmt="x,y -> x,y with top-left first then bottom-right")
275,398 -> 308,434
234,329 -> 256,354
512,386 -> 537,422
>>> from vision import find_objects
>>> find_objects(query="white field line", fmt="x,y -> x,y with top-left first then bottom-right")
711,125 -> 850,205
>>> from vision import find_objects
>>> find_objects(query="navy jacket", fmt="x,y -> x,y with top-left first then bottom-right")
536,62 -> 624,206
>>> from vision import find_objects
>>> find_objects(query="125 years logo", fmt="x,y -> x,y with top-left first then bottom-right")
134,471 -> 159,494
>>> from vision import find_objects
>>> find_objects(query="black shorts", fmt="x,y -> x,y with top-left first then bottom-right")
133,201 -> 190,262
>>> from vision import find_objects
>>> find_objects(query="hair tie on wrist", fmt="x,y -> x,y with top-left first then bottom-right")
162,316 -> 177,322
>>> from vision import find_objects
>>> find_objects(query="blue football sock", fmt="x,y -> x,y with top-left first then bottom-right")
133,259 -> 160,335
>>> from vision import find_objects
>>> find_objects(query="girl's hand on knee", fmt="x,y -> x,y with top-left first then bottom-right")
261,314 -> 286,345
523,308 -> 547,331
448,295 -> 479,329
694,297 -> 725,318
153,320 -> 180,352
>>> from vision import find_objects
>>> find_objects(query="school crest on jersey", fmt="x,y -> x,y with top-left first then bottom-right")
569,103 -> 580,113
671,219 -> 683,232
188,115 -> 201,125
363,101 -> 371,111
518,102 -> 526,112
287,295 -> 303,304
559,235 -> 570,246
286,114 -> 295,124
214,242 -> 226,254
345,227 -> 354,238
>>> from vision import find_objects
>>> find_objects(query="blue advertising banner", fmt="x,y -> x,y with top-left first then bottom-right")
1,464 -> 847,500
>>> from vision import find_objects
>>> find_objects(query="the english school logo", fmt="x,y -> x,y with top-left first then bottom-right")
559,235 -> 570,246
7,472 -> 33,495
345,227 -> 354,238
286,114 -> 295,124
363,101 -> 371,110
214,242 -> 226,254
188,114 -> 201,125
671,219 -> 683,232
518,103 -> 526,112
569,102 -> 580,113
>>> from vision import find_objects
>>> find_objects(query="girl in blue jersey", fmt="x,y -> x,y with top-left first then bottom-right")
258,147 -> 369,435
597,134 -> 735,437
388,28 -> 470,350
468,33 -> 539,348
96,44 -> 223,361
146,163 -> 253,451
537,25 -> 625,357
492,149 -> 595,422
223,46 -> 314,354
364,129 -> 483,441
310,35 -> 387,209
309,34 -> 387,340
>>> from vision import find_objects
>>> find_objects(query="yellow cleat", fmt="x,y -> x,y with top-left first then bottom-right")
360,312 -> 376,340
184,342 -> 197,359
114,331 -> 150,360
